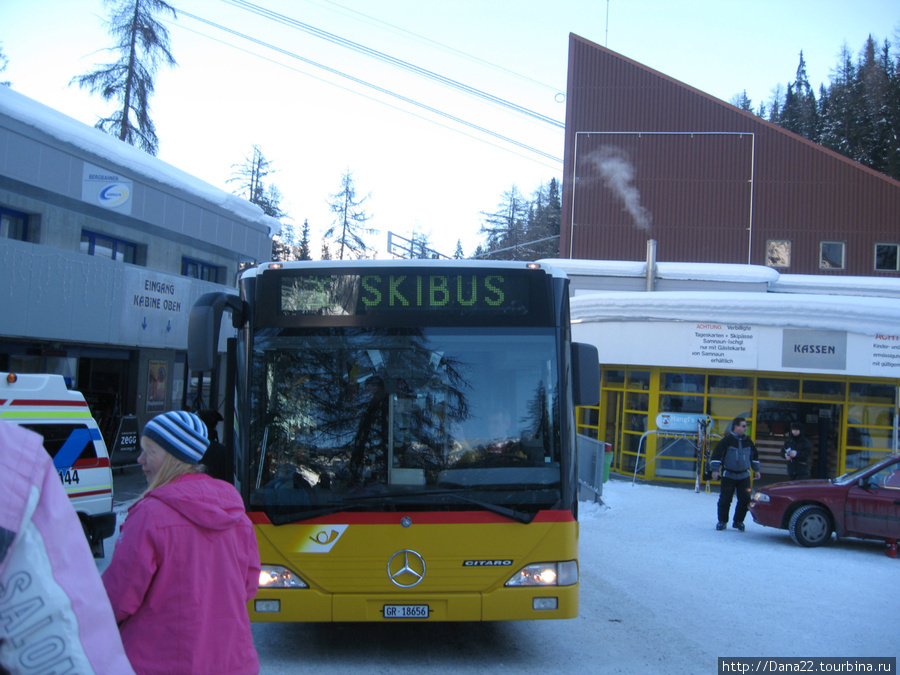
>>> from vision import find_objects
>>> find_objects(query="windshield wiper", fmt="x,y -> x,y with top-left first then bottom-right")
261,488 -> 536,525
437,491 -> 535,524
262,496 -> 384,526
351,488 -> 537,524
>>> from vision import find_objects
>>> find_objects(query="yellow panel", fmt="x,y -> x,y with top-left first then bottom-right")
250,519 -> 578,622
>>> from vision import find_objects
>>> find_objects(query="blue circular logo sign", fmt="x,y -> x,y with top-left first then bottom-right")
98,183 -> 130,207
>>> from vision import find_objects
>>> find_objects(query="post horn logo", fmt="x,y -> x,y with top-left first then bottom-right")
387,550 -> 426,588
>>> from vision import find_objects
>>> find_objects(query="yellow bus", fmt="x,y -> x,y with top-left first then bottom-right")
188,260 -> 598,622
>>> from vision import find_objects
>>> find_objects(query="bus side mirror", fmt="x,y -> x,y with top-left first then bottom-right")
188,292 -> 246,372
571,342 -> 599,407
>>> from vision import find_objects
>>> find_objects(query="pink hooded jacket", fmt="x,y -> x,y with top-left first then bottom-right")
102,472 -> 260,675
0,421 -> 134,674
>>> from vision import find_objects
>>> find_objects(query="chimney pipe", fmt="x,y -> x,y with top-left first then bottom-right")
646,239 -> 657,292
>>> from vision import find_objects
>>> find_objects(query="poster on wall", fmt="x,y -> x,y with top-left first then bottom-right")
870,333 -> 900,376
146,360 -> 168,412
687,323 -> 758,369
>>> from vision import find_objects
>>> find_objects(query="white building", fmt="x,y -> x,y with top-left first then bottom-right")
543,257 -> 900,482
0,86 -> 276,443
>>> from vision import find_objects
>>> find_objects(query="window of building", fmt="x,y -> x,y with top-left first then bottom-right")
1,206 -> 28,241
757,377 -> 799,399
801,379 -> 845,401
582,369 -> 898,484
819,241 -> 845,270
80,230 -> 137,263
765,239 -> 791,268
874,243 -> 899,272
182,258 -> 221,283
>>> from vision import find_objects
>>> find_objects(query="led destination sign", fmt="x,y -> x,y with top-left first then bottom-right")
268,268 -> 558,328
359,274 -> 509,310
280,272 -> 535,316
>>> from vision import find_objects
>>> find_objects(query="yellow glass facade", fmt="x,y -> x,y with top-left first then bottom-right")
577,367 -> 898,484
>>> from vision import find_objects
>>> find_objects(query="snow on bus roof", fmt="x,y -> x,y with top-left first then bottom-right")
0,86 -> 280,237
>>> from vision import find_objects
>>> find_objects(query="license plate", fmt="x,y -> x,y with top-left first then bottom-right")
383,604 -> 429,619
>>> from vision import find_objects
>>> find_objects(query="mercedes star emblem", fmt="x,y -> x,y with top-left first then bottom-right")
387,549 -> 426,588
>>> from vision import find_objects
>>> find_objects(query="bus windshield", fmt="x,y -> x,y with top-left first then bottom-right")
247,326 -> 562,523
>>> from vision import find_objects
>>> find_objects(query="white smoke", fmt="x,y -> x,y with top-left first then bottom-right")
586,146 -> 652,231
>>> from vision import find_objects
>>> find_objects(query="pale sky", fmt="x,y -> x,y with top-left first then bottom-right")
2,0 -> 898,258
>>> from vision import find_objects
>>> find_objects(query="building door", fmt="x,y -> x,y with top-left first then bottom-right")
79,357 -> 132,448
809,404 -> 841,479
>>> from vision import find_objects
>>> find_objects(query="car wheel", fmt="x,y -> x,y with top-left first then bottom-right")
788,505 -> 833,547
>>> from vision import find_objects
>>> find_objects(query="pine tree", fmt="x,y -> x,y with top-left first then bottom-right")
408,230 -> 439,259
819,45 -> 857,157
755,36 -> 900,181
880,41 -> 900,178
477,179 -> 560,260
0,43 -> 10,87
793,52 -> 819,140
730,90 -> 753,111
324,171 -> 375,260
230,146 -> 287,218
71,0 -> 177,155
230,146 -> 271,206
454,240 -> 464,259
297,219 -> 312,261
767,84 -> 785,125
524,179 -> 561,259
781,83 -> 800,134
479,185 -> 528,260
775,53 -> 819,141
855,37 -> 893,173
229,146 -> 290,260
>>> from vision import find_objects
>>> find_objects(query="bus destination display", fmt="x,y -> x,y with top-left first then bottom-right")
279,271 -> 536,317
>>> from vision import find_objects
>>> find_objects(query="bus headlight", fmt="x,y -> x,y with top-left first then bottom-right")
505,561 -> 578,587
259,564 -> 308,589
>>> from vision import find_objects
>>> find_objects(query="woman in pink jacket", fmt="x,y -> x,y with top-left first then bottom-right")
102,411 -> 260,675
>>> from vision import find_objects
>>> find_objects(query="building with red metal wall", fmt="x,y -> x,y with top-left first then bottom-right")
559,33 -> 900,277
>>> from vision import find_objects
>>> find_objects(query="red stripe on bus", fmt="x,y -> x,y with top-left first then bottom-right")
247,509 -> 575,526
68,488 -> 112,499
8,399 -> 89,407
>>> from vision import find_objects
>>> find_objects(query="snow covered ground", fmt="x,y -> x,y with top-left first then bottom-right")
101,472 -> 897,671
578,478 -> 897,661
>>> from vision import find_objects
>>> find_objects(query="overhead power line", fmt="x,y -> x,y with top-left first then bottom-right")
223,0 -> 565,130
177,10 -> 563,165
170,18 -> 559,171
314,0 -> 563,95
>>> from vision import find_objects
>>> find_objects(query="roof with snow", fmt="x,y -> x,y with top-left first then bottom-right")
541,258 -> 900,336
0,85 -> 280,237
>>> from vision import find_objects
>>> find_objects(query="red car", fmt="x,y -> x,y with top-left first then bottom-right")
749,453 -> 900,549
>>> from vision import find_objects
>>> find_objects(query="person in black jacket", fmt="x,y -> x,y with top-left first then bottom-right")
709,416 -> 761,532
197,409 -> 232,482
780,422 -> 812,480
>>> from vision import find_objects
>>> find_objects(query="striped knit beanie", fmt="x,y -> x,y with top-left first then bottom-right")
142,411 -> 209,465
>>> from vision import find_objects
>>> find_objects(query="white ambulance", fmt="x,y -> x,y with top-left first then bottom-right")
1,372 -> 117,557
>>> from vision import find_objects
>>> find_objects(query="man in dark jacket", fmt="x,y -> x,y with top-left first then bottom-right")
780,422 -> 812,480
710,416 -> 761,532
197,409 -> 232,482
